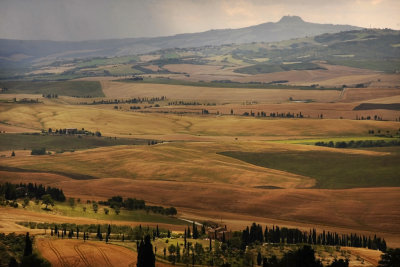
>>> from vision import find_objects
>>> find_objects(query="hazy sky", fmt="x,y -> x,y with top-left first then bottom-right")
0,0 -> 399,41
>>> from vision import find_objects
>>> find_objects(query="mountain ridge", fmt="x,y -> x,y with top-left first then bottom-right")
0,16 -> 363,64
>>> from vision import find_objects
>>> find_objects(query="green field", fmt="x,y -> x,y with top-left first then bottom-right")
219,148 -> 400,189
0,81 -> 104,97
234,62 -> 325,74
0,133 -> 147,151
22,201 -> 186,225
120,77 -> 340,90
327,59 -> 400,73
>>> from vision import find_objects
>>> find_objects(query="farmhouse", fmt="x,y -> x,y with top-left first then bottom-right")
207,226 -> 232,241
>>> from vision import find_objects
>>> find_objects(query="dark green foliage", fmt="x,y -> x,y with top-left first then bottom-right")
192,222 -> 199,239
378,248 -> 400,267
8,257 -> 18,267
30,148 -> 46,155
0,182 -> 65,202
234,62 -> 325,75
20,254 -> 51,267
0,133 -> 147,152
0,233 -> 26,266
137,235 -> 155,267
240,223 -> 386,252
23,233 -> 32,257
327,259 -> 349,267
257,251 -> 262,266
219,150 -> 400,188
0,81 -> 104,97
315,139 -> 400,149
280,246 -> 323,267
41,195 -> 54,210
98,196 -> 177,216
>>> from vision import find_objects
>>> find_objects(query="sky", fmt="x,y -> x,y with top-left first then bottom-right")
0,0 -> 399,41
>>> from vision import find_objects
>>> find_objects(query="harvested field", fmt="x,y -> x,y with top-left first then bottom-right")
36,238 -> 173,267
3,102 -> 399,137
100,80 -> 341,103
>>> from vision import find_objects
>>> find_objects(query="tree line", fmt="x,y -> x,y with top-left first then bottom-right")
98,195 -> 177,216
242,111 -> 305,118
90,96 -> 166,105
46,127 -> 101,136
240,223 -> 387,252
0,182 -> 65,202
315,139 -> 400,148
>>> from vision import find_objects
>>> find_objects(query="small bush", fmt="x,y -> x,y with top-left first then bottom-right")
31,147 -> 46,155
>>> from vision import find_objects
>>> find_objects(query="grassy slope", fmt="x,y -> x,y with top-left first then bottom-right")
219,147 -> 400,189
0,81 -> 104,97
0,133 -> 147,151
22,201 -> 186,225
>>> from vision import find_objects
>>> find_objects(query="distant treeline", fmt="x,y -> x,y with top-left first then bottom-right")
168,101 -> 216,106
315,139 -> 400,148
46,127 -> 101,136
240,223 -> 386,252
98,196 -> 177,216
0,182 -> 65,202
89,96 -> 166,105
242,111 -> 305,118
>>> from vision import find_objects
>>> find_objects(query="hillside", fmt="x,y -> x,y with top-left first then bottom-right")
0,16 -> 361,65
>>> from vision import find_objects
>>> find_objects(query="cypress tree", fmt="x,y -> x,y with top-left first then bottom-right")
257,251 -> 262,266
23,232 -> 32,256
184,229 -> 187,247
193,222 -> 198,239
137,235 -> 155,267
176,242 -> 181,262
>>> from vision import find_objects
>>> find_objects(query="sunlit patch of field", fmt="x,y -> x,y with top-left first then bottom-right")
0,141 -> 317,188
1,102 -> 399,137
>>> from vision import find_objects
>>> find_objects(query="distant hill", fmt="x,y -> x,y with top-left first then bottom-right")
0,16 -> 362,64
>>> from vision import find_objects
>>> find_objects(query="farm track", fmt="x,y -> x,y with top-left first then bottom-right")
73,244 -> 92,267
88,243 -> 113,267
46,239 -> 70,267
